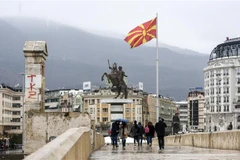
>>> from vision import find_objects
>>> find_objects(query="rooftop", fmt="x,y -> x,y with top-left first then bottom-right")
209,37 -> 240,61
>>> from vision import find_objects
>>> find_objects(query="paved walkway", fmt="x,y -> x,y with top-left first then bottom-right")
90,144 -> 240,160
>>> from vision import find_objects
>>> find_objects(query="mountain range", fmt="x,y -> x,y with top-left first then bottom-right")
0,17 -> 210,100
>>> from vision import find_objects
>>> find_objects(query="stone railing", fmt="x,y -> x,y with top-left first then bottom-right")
24,127 -> 104,160
163,130 -> 240,150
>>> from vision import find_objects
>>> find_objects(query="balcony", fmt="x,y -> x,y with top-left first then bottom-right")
1,122 -> 22,126
5,129 -> 22,134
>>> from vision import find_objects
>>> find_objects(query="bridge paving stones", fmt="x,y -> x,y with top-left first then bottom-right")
90,144 -> 240,160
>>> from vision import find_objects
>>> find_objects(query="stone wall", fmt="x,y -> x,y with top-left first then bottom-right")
162,130 -> 240,150
24,111 -> 91,154
24,127 -> 105,160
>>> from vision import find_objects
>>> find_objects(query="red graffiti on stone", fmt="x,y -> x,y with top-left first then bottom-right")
27,75 -> 37,99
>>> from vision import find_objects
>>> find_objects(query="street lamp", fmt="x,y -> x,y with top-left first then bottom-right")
19,73 -> 25,154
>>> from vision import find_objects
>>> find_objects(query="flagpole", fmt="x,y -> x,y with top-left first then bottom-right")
156,13 -> 159,123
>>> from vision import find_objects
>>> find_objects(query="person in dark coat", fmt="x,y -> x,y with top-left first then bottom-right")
172,113 -> 180,135
111,121 -> 120,149
130,120 -> 140,146
145,121 -> 155,147
137,122 -> 144,146
155,117 -> 167,150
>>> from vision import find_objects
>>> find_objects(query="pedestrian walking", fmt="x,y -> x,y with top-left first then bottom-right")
130,120 -> 140,147
111,120 -> 120,149
145,121 -> 155,147
137,122 -> 145,146
155,117 -> 167,150
119,122 -> 128,150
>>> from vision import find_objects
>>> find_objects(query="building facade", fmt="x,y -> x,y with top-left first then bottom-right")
147,94 -> 176,135
176,101 -> 188,132
188,91 -> 205,131
204,37 -> 240,131
0,84 -> 23,135
45,89 -> 83,112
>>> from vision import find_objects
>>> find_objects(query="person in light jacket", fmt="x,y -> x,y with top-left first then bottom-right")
119,122 -> 128,149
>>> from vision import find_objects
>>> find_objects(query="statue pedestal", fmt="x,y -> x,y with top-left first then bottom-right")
100,99 -> 133,122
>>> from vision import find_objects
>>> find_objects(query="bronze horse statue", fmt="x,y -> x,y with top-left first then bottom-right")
101,62 -> 128,99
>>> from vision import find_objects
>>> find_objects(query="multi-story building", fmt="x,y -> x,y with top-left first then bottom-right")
0,84 -> 23,135
204,37 -> 240,131
188,91 -> 205,131
83,87 -> 143,135
45,89 -> 83,112
176,101 -> 188,132
147,94 -> 176,135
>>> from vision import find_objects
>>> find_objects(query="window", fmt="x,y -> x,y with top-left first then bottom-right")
210,71 -> 214,77
125,108 -> 130,113
210,97 -> 215,104
216,96 -> 221,103
236,67 -> 240,75
12,111 -> 20,115
216,105 -> 221,112
223,78 -> 229,85
223,87 -> 229,94
12,103 -> 21,108
210,105 -> 214,112
90,108 -> 93,114
210,79 -> 214,86
216,70 -> 221,76
223,105 -> 229,112
90,99 -> 95,105
103,118 -> 108,122
223,69 -> 229,76
103,108 -> 108,113
223,96 -> 229,103
237,78 -> 240,84
13,96 -> 21,100
238,96 -> 240,102
216,87 -> 221,94
237,116 -> 240,122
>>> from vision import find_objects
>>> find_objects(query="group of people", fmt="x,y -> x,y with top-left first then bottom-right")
110,117 -> 167,150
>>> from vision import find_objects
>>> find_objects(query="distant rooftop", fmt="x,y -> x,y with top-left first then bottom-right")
0,83 -> 22,92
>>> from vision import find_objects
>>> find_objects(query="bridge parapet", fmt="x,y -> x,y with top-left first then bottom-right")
25,127 -> 104,160
163,130 -> 240,150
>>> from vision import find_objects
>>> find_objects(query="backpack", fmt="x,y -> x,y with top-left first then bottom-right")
145,125 -> 149,133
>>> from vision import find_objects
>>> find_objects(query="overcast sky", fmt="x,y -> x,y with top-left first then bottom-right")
0,0 -> 239,54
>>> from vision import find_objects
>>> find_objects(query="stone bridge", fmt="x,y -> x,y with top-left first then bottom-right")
24,129 -> 240,160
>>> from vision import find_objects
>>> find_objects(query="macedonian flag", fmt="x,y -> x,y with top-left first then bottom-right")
124,17 -> 157,48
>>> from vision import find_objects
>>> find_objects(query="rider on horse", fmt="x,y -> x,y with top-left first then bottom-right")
101,61 -> 128,99
109,62 -> 118,74
118,66 -> 127,87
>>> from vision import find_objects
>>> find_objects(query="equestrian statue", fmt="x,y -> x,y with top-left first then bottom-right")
101,60 -> 128,99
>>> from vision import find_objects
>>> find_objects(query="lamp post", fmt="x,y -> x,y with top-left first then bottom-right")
19,73 -> 25,154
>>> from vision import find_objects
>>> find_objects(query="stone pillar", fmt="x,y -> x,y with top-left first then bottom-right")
23,41 -> 48,112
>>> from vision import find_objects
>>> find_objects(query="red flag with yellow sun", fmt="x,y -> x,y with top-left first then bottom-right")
124,17 -> 157,48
